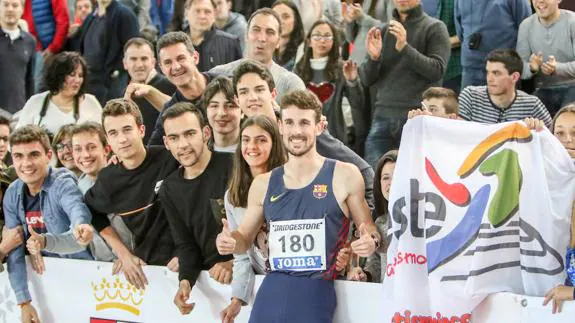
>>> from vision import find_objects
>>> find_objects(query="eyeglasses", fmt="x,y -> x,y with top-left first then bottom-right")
310,35 -> 334,42
55,142 -> 72,152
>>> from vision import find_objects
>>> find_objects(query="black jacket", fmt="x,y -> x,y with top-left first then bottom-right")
194,26 -> 242,72
77,1 -> 139,80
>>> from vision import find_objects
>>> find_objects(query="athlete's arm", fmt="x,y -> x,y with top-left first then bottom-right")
339,163 -> 381,255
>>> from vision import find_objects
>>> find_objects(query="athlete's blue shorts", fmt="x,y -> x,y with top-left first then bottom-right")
248,272 -> 337,323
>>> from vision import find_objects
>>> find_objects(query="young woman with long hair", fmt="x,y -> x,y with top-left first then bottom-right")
220,115 -> 287,322
272,0 -> 305,71
293,19 -> 366,153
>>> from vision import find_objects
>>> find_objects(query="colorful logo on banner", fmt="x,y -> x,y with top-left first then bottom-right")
390,123 -> 564,279
91,276 -> 145,316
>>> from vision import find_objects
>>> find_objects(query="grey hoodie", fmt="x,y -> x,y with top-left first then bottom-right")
221,12 -> 247,52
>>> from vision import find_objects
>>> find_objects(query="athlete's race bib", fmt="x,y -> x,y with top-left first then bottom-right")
268,218 -> 326,272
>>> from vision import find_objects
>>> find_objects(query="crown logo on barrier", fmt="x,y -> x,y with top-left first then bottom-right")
91,277 -> 145,316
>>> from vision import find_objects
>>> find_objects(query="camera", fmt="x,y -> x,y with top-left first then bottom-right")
468,33 -> 482,50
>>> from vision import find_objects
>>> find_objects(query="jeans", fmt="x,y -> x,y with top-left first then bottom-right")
461,67 -> 487,89
150,0 -> 173,36
34,51 -> 45,93
533,85 -> 575,118
364,116 -> 407,168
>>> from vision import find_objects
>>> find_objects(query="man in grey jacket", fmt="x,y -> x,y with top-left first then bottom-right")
517,0 -> 575,116
214,0 -> 247,51
359,0 -> 450,167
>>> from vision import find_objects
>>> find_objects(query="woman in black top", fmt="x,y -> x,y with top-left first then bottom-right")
272,0 -> 305,71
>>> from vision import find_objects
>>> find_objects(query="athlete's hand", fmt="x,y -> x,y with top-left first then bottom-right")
543,285 -> 575,314
73,224 -> 94,246
216,219 -> 236,255
167,257 -> 179,272
20,302 -> 41,323
221,297 -> 243,323
209,260 -> 233,284
350,224 -> 376,257
335,247 -> 351,273
347,266 -> 367,282
113,253 -> 148,290
26,226 -> 45,255
174,279 -> 195,315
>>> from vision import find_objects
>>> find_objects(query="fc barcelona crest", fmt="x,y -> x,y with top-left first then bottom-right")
312,184 -> 328,199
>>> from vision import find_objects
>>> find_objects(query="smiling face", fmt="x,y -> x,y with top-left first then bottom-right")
72,131 -> 109,178
60,64 -> 84,97
280,105 -> 322,157
207,91 -> 242,137
163,111 -> 210,168
124,43 -> 156,83
241,124 -> 273,170
159,43 -> 199,89
103,114 -> 146,161
246,13 -> 281,64
55,135 -> 78,171
0,0 -> 23,29
12,141 -> 51,188
309,23 -> 334,58
533,0 -> 561,20
554,111 -> 575,159
235,72 -> 277,119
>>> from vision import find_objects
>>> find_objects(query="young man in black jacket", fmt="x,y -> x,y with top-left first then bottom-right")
84,99 -> 179,289
158,102 -> 233,315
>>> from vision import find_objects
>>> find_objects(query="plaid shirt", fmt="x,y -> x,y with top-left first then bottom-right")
438,0 -> 461,80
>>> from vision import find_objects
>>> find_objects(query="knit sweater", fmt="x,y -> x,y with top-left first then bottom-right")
517,10 -> 575,89
359,5 -> 450,118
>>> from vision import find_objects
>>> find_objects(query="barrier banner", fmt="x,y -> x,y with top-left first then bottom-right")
383,117 -> 575,321
0,257 -> 573,321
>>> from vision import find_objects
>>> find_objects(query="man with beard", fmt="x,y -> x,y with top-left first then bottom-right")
158,102 -> 234,315
216,90 -> 380,322
232,60 -> 375,210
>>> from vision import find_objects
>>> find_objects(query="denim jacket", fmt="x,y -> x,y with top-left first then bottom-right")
4,167 -> 93,304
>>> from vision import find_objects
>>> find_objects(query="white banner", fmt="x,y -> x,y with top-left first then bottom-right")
383,117 -> 575,321
0,257 -> 573,322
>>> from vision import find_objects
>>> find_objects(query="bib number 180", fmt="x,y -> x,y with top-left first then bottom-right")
278,234 -> 315,253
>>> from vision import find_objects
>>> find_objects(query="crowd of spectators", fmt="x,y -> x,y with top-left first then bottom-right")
0,0 -> 574,321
